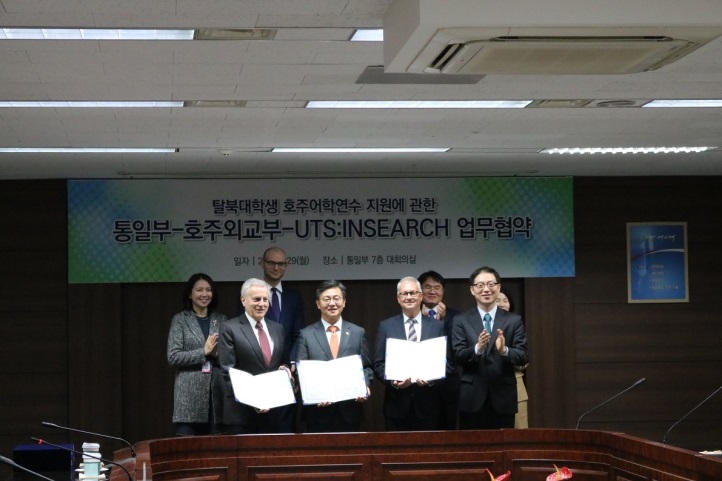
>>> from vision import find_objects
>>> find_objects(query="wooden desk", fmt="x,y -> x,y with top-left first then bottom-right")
113,429 -> 722,481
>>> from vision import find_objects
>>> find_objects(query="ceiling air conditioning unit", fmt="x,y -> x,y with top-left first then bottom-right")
383,0 -> 722,75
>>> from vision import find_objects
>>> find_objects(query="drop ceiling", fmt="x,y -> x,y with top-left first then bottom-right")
1,0 -> 722,179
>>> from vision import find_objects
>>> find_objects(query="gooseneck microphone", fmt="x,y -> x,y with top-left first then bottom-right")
41,422 -> 135,458
0,455 -> 57,481
31,438 -> 133,481
575,377 -> 646,429
662,383 -> 722,444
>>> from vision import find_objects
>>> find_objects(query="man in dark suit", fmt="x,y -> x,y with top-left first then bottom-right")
452,266 -> 528,430
294,280 -> 373,432
373,276 -> 446,431
419,270 -> 461,430
219,278 -> 290,434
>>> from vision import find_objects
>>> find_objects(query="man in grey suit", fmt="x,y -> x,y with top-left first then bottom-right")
219,278 -> 290,434
373,276 -> 446,431
452,266 -> 528,430
294,280 -> 373,432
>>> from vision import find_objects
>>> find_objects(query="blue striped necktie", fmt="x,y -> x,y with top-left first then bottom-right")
407,318 -> 418,342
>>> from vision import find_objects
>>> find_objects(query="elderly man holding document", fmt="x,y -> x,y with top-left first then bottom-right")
219,278 -> 295,434
373,276 -> 448,431
294,280 -> 373,433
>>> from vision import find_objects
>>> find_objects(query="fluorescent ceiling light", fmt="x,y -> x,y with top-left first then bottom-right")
643,99 -> 722,108
542,146 -> 715,155
272,147 -> 449,153
351,29 -> 383,41
0,101 -> 184,108
0,148 -> 176,153
0,28 -> 193,40
306,100 -> 531,109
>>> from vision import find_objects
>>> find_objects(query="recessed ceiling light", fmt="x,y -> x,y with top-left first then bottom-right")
0,148 -> 176,153
350,29 -> 383,42
272,147 -> 449,153
0,28 -> 193,40
643,100 -> 722,108
541,147 -> 716,155
0,101 -> 184,108
306,100 -> 531,109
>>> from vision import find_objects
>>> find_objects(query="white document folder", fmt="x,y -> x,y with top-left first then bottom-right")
297,355 -> 368,404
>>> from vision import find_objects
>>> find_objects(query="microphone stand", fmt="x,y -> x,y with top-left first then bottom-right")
663,384 -> 722,444
41,423 -> 135,458
575,378 -> 646,429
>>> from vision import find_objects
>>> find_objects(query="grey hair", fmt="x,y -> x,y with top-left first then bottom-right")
241,277 -> 269,298
396,276 -> 421,293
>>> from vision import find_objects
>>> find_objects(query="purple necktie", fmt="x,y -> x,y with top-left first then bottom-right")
269,287 -> 281,321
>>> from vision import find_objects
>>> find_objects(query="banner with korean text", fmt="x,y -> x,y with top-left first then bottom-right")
68,178 -> 574,283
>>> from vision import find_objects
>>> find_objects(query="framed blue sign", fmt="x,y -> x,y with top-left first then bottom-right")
627,222 -> 688,303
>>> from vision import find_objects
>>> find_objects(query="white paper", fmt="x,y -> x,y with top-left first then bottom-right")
384,336 -> 447,382
228,367 -> 296,410
297,355 -> 368,404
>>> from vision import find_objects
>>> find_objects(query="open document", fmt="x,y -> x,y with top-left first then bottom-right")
297,355 -> 368,405
384,336 -> 447,382
228,367 -> 296,410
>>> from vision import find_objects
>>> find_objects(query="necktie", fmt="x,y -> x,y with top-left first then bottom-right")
483,313 -> 492,334
407,318 -> 418,342
255,320 -> 272,366
328,325 -> 339,359
428,309 -> 436,319
269,287 -> 281,321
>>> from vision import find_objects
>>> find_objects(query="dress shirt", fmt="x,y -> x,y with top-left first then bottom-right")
321,318 -> 344,346
473,305 -> 508,356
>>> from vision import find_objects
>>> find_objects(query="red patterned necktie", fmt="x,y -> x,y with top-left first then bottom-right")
255,320 -> 272,366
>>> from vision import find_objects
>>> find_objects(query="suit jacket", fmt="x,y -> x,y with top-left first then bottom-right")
218,314 -> 286,427
373,313 -> 446,421
452,307 -> 528,414
167,309 -> 228,424
294,319 -> 373,427
241,283 -> 305,363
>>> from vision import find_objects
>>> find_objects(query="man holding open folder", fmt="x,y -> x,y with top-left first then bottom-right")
373,276 -> 447,431
219,278 -> 288,434
294,280 -> 373,432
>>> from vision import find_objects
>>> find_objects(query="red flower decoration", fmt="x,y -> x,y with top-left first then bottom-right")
485,468 -> 511,481
545,465 -> 572,481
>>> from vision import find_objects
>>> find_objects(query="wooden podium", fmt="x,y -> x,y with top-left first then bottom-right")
113,429 -> 722,481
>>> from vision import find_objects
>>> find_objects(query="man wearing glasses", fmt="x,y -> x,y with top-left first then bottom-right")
259,246 -> 306,432
452,266 -> 528,430
373,276 -> 446,431
294,280 -> 373,432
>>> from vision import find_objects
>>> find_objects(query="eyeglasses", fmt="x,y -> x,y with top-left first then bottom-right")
263,259 -> 287,268
398,291 -> 421,298
320,296 -> 344,304
472,281 -> 499,289
422,285 -> 443,292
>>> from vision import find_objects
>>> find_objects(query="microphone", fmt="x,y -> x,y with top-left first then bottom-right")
31,438 -> 133,481
662,383 -> 722,444
0,454 -> 57,481
41,422 -> 135,458
575,377 -> 646,429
